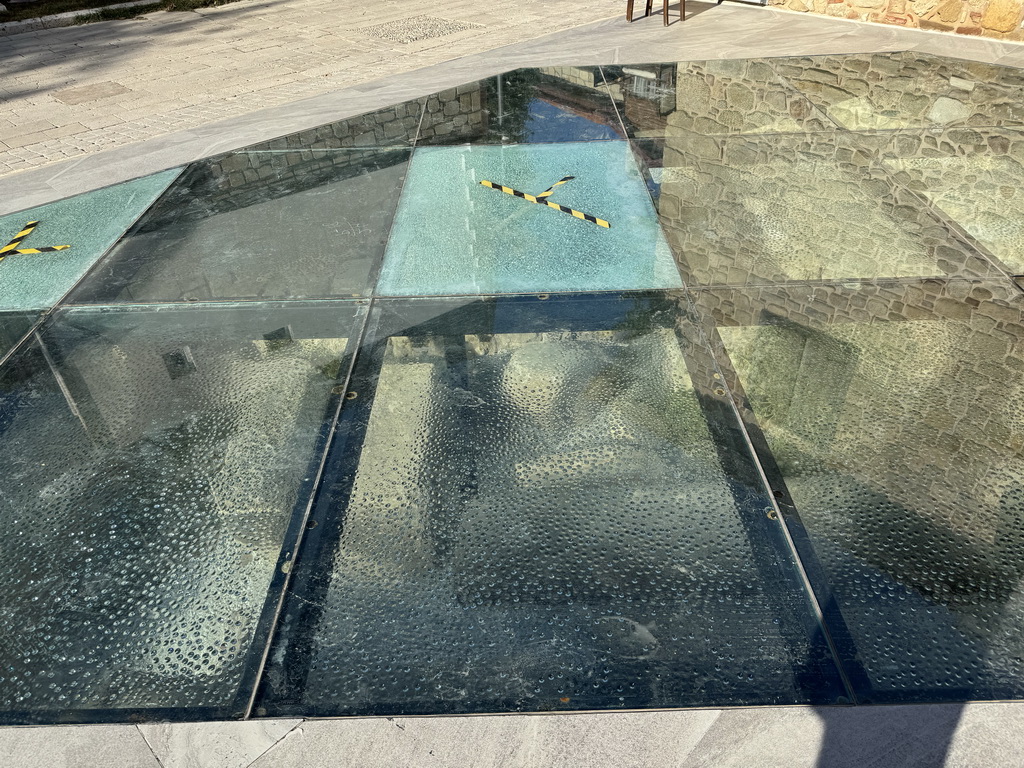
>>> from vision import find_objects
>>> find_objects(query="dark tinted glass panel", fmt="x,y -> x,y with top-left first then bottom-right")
0,311 -> 38,360
0,301 -> 364,723
242,100 -> 425,152
69,150 -> 410,304
417,68 -> 623,146
257,293 -> 847,716
696,280 -> 1024,702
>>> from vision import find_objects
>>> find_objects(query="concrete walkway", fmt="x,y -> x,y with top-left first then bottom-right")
2,702 -> 1022,767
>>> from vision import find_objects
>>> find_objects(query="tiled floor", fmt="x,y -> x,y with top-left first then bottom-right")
5,6 -> 1024,768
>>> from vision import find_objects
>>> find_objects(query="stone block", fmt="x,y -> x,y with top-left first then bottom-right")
937,0 -> 966,21
981,0 -> 1022,31
920,17 -> 958,28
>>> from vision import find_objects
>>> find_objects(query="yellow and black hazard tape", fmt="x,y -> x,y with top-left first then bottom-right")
0,221 -> 70,262
537,175 -> 575,199
479,178 -> 611,229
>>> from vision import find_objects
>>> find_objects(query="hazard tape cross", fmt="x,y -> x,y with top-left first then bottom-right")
0,221 -> 71,263
479,176 -> 611,229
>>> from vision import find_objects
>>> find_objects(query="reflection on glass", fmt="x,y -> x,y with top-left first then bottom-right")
69,150 -> 410,303
770,52 -> 1024,131
701,281 -> 1024,702
874,128 -> 1024,274
634,132 -> 997,286
0,301 -> 362,718
601,60 -> 836,138
242,100 -> 425,152
417,68 -> 623,146
258,294 -> 846,716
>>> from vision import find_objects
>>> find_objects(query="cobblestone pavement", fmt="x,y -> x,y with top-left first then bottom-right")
0,0 -> 620,178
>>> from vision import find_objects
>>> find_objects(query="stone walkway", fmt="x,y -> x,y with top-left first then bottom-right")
2,702 -> 1022,767
0,0 -> 621,177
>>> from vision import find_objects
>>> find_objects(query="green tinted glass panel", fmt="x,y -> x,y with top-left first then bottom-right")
0,170 -> 180,310
378,142 -> 680,296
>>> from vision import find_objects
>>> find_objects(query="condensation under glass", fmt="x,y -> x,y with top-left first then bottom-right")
257,295 -> 845,715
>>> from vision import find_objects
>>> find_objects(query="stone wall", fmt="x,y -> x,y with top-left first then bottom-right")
769,0 -> 1024,41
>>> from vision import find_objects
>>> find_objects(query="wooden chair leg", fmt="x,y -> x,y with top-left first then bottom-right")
626,0 -> 634,20
645,0 -> 653,17
681,0 -> 685,21
663,0 -> 669,24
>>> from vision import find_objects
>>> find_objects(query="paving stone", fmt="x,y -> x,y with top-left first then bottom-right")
51,81 -> 131,105
249,711 -> 722,768
138,720 -> 301,768
0,725 -> 161,768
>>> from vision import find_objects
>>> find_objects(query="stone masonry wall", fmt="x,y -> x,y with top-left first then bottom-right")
769,0 -> 1024,41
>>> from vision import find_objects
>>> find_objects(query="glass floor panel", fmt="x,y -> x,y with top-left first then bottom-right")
242,100 -> 426,152
416,68 -> 623,146
601,60 -> 837,139
0,300 -> 364,723
695,280 -> 1024,703
633,132 -> 999,286
377,142 -> 680,296
68,150 -> 411,304
0,170 -> 180,311
0,311 -> 39,361
770,52 -> 1024,132
3,51 -> 1024,724
871,127 -> 1024,274
257,293 -> 847,716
